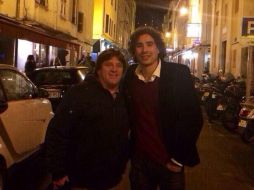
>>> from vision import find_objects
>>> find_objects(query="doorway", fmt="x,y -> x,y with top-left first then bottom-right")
248,46 -> 254,96
221,41 -> 227,73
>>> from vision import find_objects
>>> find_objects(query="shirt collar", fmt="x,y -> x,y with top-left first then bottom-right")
135,59 -> 161,82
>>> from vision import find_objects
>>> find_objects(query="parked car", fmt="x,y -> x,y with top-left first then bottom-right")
29,66 -> 89,112
0,64 -> 53,189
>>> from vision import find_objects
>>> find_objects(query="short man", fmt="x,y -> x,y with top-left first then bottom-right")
123,26 -> 203,190
45,48 -> 130,190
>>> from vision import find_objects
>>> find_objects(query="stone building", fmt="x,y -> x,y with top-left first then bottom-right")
0,0 -> 93,70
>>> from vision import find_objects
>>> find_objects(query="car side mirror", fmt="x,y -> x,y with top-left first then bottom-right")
0,100 -> 8,114
37,88 -> 49,98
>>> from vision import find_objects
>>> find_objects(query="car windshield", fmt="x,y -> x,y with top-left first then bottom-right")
33,70 -> 77,85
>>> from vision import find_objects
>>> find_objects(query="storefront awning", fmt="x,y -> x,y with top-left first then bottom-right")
0,15 -> 80,52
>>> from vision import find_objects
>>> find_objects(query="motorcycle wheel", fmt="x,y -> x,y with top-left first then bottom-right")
221,110 -> 238,131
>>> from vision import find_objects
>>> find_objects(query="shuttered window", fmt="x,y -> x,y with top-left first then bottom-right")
78,12 -> 84,32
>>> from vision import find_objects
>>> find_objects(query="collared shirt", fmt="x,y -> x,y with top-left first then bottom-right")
135,59 -> 161,82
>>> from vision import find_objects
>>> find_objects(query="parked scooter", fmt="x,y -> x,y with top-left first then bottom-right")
203,73 -> 234,122
200,73 -> 217,104
219,78 -> 246,130
238,96 -> 254,143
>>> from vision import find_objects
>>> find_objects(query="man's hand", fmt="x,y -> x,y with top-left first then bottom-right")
166,161 -> 182,173
53,176 -> 69,190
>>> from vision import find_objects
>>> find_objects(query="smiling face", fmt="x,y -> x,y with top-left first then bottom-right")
134,34 -> 160,67
97,56 -> 124,90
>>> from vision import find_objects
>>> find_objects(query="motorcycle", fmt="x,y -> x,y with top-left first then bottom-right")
238,96 -> 254,143
219,78 -> 246,131
203,77 -> 233,122
199,74 -> 217,105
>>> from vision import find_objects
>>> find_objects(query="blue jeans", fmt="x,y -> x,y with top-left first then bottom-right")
129,155 -> 185,190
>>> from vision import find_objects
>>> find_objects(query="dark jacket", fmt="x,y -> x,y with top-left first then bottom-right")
25,60 -> 36,77
45,75 -> 129,189
123,61 -> 203,167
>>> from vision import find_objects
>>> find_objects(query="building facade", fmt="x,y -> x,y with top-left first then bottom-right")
164,0 -> 212,78
210,0 -> 254,95
0,0 -> 94,71
92,0 -> 135,59
165,0 -> 254,95
116,0 -> 135,49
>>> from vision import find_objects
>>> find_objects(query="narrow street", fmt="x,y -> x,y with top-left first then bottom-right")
185,112 -> 254,190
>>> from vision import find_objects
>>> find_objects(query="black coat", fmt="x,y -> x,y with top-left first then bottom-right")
123,61 -> 203,166
45,75 -> 130,189
25,60 -> 36,77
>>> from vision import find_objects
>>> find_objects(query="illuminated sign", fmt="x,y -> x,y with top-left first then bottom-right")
242,17 -> 254,36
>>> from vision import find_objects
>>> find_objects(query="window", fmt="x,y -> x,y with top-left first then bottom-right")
78,12 -> 84,32
33,71 -> 74,85
105,14 -> 109,33
0,70 -> 34,101
60,0 -> 67,18
109,19 -> 112,36
71,0 -> 78,24
109,19 -> 113,36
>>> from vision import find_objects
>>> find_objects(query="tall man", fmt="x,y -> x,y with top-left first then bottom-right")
45,48 -> 130,190
123,26 -> 203,190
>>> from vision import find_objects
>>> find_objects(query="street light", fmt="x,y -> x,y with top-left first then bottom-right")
165,32 -> 171,38
179,6 -> 188,16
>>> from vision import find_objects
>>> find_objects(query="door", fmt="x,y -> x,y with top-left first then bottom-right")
221,41 -> 227,73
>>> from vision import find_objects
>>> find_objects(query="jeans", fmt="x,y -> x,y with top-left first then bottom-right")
129,155 -> 185,190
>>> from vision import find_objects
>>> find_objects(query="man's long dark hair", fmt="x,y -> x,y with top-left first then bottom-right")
128,26 -> 166,62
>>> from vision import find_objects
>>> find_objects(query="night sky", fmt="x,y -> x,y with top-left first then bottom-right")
135,0 -> 170,31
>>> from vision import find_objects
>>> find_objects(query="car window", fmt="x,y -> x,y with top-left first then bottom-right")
0,69 -> 34,101
33,70 -> 76,85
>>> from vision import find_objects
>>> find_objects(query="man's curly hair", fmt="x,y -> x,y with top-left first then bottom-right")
128,26 -> 166,62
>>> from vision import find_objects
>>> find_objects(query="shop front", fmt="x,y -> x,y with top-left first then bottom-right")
0,15 -> 80,72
